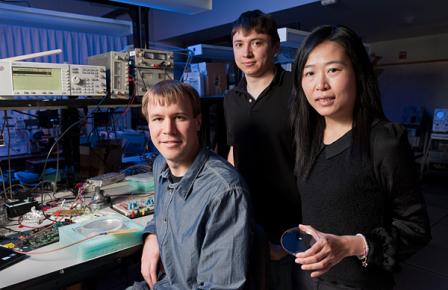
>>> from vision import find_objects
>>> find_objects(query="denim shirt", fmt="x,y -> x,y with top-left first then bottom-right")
144,149 -> 251,290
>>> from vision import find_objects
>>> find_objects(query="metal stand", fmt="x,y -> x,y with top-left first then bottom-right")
90,187 -> 111,211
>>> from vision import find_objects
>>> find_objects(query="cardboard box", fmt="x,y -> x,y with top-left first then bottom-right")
190,62 -> 227,96
79,140 -> 122,178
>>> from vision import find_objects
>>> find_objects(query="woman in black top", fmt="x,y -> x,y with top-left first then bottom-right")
290,25 -> 431,290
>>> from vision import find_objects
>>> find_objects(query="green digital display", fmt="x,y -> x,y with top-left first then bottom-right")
12,67 -> 62,91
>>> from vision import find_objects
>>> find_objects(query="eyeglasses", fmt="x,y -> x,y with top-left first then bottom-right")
280,227 -> 316,255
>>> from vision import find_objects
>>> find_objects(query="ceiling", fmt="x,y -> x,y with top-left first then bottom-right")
159,0 -> 448,46
274,0 -> 448,43
3,0 -> 448,46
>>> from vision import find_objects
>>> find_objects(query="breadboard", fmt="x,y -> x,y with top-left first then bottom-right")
112,194 -> 154,219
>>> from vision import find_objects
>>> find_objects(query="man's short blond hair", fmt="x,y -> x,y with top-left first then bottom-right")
141,80 -> 202,121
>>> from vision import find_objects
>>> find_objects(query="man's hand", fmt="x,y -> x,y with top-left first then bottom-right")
141,234 -> 161,289
227,146 -> 235,166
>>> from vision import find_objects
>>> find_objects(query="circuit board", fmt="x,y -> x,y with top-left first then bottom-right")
0,221 -> 71,252
112,194 -> 155,219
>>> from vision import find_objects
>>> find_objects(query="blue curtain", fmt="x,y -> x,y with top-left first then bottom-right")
0,24 -> 129,63
0,24 -> 130,158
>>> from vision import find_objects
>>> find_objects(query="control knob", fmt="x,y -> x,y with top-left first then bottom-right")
72,75 -> 82,85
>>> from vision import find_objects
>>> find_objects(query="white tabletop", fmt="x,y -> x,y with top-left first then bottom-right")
0,204 -> 152,289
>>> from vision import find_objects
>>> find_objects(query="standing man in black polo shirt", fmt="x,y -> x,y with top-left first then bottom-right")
224,10 -> 301,290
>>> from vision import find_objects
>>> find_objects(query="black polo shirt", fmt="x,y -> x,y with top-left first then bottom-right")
224,66 -> 301,243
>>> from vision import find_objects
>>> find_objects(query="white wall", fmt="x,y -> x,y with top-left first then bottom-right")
149,0 -> 317,41
370,34 -> 448,64
370,34 -> 448,122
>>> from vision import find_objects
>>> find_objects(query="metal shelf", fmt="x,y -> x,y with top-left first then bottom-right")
0,98 -> 142,111
420,132 -> 448,177
187,44 -> 233,61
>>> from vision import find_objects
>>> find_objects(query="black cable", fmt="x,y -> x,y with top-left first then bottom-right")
37,120 -> 81,184
0,113 -> 6,136
0,164 -> 7,200
31,95 -> 109,192
0,113 -> 7,198
11,110 -> 38,118
120,75 -> 138,116
5,111 -> 12,199
136,68 -> 148,92
106,108 -> 113,139
85,93 -> 111,144
111,109 -> 118,140
180,49 -> 194,82
54,106 -> 61,194
0,225 -> 21,233
86,122 -> 98,145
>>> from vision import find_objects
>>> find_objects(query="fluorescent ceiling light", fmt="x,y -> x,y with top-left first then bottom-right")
0,3 -> 132,36
109,0 -> 212,15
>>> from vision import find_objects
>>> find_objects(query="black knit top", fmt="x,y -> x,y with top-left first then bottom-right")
297,121 -> 431,289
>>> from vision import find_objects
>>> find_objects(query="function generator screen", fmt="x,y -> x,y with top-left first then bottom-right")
12,67 -> 62,91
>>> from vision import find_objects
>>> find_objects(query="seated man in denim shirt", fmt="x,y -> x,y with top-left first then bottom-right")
129,80 -> 251,290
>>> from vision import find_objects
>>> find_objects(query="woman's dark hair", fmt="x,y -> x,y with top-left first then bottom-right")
290,25 -> 386,179
231,10 -> 280,46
